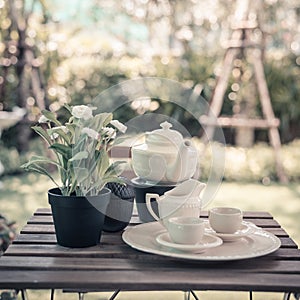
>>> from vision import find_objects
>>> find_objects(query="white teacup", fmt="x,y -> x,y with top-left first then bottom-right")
166,216 -> 205,244
209,207 -> 243,234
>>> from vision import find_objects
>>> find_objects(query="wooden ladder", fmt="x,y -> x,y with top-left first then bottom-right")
200,0 -> 288,183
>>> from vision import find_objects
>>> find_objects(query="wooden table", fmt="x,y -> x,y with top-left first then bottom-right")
0,209 -> 299,298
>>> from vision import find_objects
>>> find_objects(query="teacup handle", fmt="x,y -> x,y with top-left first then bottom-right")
145,193 -> 161,223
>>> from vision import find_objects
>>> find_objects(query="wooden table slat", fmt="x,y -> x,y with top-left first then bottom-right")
22,219 -> 281,235
278,237 -> 298,249
4,237 -> 298,259
34,208 -> 273,219
13,229 -> 291,247
28,212 -> 274,226
0,270 -> 299,292
1,256 -> 300,274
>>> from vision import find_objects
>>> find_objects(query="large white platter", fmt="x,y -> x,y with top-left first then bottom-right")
122,221 -> 281,261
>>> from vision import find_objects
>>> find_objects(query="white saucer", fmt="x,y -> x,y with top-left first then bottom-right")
205,221 -> 257,242
156,232 -> 223,253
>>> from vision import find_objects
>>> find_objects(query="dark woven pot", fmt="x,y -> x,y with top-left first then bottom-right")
103,181 -> 135,232
48,187 -> 110,248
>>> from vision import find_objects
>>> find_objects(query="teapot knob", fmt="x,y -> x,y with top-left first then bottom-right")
160,121 -> 172,130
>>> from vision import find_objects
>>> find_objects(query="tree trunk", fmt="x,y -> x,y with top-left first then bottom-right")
6,0 -> 48,152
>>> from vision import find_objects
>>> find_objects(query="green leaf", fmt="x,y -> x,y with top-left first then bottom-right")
73,133 -> 89,153
65,123 -> 76,138
69,151 -> 89,162
105,160 -> 126,177
111,135 -> 131,146
42,110 -> 61,126
96,149 -> 110,176
73,167 -> 90,183
51,127 -> 71,145
86,113 -> 112,131
49,143 -> 72,160
61,155 -> 69,173
21,155 -> 61,168
21,163 -> 60,187
102,113 -> 113,127
59,166 -> 68,186
32,126 -> 52,145
63,103 -> 72,114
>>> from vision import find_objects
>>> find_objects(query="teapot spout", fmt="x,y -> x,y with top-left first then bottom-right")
166,139 -> 198,183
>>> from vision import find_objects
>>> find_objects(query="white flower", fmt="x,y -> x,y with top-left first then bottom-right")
110,120 -> 127,133
48,131 -> 59,140
102,127 -> 116,139
38,115 -> 50,123
82,127 -> 99,140
71,105 -> 93,120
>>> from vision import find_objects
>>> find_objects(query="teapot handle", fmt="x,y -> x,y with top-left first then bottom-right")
145,193 -> 161,223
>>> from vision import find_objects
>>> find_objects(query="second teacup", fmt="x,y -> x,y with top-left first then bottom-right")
209,207 -> 243,234
166,216 -> 205,244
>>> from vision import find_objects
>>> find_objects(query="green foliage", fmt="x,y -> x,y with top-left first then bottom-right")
1,0 -> 299,154
0,146 -> 21,175
195,139 -> 300,183
265,55 -> 300,142
281,140 -> 300,179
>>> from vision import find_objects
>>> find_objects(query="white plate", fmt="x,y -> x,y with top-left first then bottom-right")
205,220 -> 257,242
156,232 -> 223,253
122,221 -> 281,261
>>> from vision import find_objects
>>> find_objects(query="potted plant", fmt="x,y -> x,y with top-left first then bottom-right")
22,104 -> 127,247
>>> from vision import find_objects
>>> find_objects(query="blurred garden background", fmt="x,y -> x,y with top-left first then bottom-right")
0,0 -> 300,296
1,0 -> 300,233
0,0 -> 300,298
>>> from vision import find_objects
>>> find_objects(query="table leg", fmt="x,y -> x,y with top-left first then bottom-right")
249,291 -> 253,300
284,293 -> 300,300
184,291 -> 199,300
20,290 -> 28,300
108,290 -> 121,300
50,289 -> 55,300
78,292 -> 85,300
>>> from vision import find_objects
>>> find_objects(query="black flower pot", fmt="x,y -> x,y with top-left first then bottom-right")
48,187 -> 110,248
103,181 -> 135,232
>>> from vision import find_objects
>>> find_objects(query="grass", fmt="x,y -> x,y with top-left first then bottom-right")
0,173 -> 299,300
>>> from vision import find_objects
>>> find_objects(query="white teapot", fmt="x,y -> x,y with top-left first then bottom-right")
131,121 -> 198,183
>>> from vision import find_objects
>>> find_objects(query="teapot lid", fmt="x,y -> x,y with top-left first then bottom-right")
146,121 -> 183,145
